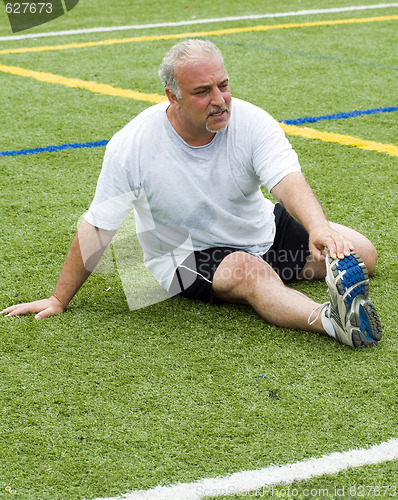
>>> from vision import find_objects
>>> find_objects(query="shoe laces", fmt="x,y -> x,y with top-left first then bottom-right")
307,302 -> 329,326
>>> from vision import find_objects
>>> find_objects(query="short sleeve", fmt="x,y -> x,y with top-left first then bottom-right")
251,109 -> 301,192
84,148 -> 139,230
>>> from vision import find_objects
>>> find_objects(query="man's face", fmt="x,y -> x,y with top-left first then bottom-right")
173,55 -> 232,136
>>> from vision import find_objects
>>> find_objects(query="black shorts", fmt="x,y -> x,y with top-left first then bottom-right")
170,203 -> 310,304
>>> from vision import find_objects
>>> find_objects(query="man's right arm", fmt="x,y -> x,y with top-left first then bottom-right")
1,220 -> 116,319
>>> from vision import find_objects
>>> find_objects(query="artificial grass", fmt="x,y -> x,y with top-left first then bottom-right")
1,142 -> 396,498
0,0 -> 393,35
1,0 -> 397,498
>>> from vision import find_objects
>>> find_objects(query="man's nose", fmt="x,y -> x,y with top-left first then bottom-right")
210,87 -> 225,106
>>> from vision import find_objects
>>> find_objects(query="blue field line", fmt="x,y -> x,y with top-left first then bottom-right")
1,106 -> 397,158
0,139 -> 109,157
280,106 -> 398,125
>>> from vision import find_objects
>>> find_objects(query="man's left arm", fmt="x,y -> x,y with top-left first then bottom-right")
270,171 -> 354,261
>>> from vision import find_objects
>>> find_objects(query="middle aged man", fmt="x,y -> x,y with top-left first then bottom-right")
1,39 -> 382,348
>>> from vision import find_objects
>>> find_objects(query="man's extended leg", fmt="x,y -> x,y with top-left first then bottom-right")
212,249 -> 382,347
212,251 -> 326,334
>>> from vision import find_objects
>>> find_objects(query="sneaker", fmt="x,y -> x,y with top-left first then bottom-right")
325,251 -> 382,348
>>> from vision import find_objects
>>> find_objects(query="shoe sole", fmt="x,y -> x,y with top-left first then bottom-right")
331,252 -> 368,309
351,300 -> 383,347
329,252 -> 382,348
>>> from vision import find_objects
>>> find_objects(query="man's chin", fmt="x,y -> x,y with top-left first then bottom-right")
206,109 -> 230,133
206,125 -> 228,133
206,118 -> 230,133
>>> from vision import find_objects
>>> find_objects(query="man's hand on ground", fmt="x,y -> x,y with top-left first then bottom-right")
1,296 -> 66,320
1,221 -> 113,321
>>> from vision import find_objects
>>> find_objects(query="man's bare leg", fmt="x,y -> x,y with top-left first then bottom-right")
212,251 -> 326,334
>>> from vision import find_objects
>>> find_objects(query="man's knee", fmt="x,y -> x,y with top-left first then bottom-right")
364,242 -> 378,275
213,251 -> 280,301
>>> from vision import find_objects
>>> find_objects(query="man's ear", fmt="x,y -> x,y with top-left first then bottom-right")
165,87 -> 180,108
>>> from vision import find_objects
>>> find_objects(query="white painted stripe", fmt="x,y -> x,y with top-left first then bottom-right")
93,438 -> 398,500
1,3 -> 398,41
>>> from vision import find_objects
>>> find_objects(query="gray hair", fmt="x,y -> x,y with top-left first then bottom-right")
158,39 -> 225,99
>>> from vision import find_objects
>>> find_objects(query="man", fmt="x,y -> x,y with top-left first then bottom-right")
2,40 -> 382,348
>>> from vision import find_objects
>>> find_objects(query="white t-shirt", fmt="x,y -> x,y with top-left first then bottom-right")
84,97 -> 301,290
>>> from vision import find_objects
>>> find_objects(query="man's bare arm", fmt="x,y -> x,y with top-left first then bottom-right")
270,171 -> 354,260
1,220 -> 116,319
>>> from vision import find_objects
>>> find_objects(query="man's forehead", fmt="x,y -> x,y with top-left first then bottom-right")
176,56 -> 228,85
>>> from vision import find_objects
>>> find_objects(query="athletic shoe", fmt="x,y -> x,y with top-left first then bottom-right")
325,251 -> 382,348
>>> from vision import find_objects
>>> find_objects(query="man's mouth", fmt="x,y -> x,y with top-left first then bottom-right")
207,107 -> 228,118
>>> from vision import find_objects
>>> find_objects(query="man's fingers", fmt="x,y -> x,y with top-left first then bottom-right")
1,299 -> 64,318
327,241 -> 338,260
2,303 -> 33,317
310,226 -> 355,261
329,234 -> 354,260
1,304 -> 26,315
34,306 -> 59,320
35,310 -> 46,320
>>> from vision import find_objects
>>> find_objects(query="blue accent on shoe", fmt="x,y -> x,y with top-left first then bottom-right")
352,301 -> 383,345
326,251 -> 382,348
334,255 -> 366,309
358,304 -> 374,342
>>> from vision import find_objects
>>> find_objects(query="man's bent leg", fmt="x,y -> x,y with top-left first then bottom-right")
212,251 -> 326,334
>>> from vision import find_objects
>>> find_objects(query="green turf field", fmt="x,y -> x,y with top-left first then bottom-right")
0,1 -> 397,499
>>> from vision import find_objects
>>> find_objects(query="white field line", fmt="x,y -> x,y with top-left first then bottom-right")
93,438 -> 398,500
1,3 -> 398,41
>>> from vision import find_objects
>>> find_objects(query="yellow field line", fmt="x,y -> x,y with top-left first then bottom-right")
0,64 -> 166,103
281,124 -> 398,157
0,15 -> 397,55
1,63 -> 396,157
